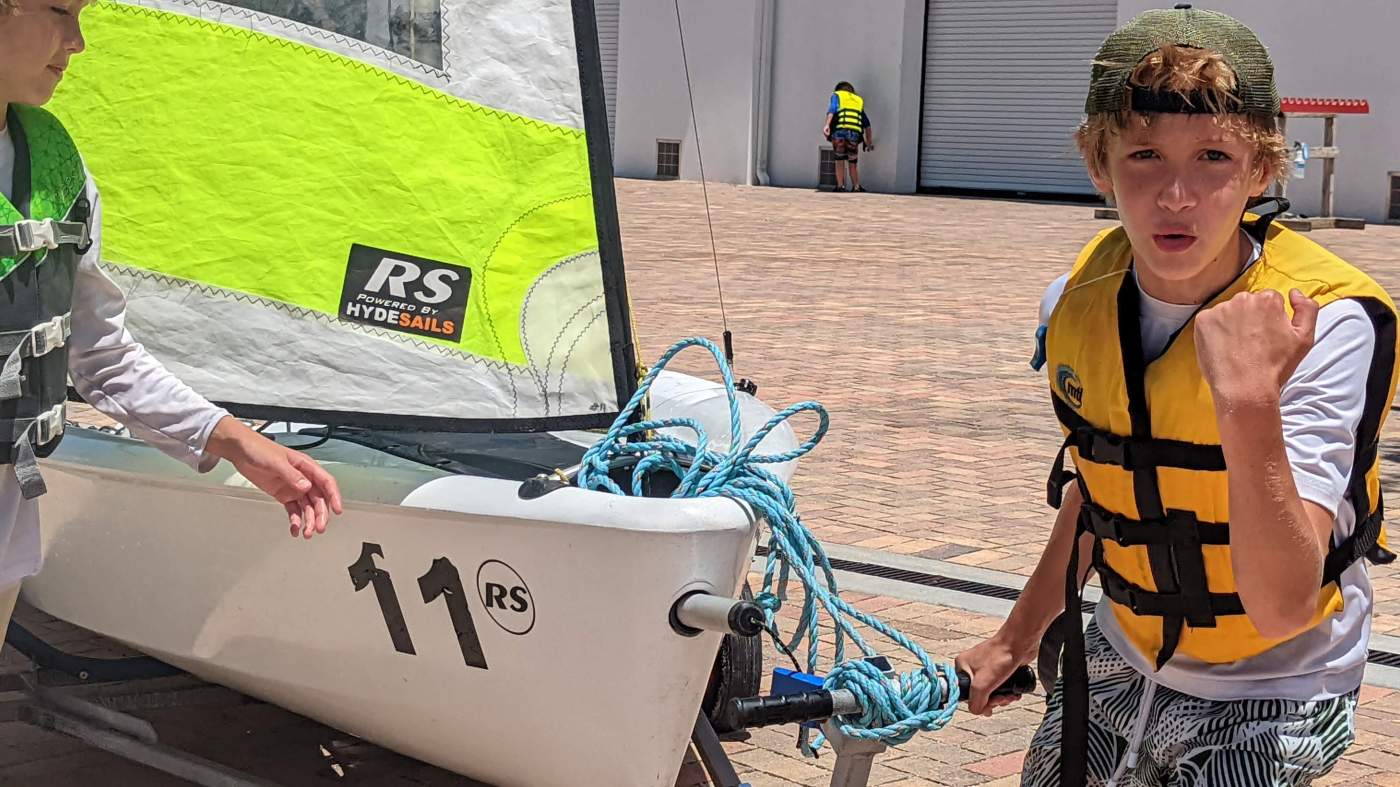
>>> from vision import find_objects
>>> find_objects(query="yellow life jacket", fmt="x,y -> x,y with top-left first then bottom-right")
1045,219 -> 1399,669
833,90 -> 864,133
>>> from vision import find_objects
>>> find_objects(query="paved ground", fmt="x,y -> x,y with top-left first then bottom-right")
619,180 -> 1400,631
7,179 -> 1400,785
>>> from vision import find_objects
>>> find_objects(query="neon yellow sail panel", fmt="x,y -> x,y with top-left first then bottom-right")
48,0 -> 633,429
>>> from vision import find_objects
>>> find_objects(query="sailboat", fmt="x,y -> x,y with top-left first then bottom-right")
20,1 -> 789,784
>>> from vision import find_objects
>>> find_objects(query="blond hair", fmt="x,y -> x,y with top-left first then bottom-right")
1076,44 -> 1288,186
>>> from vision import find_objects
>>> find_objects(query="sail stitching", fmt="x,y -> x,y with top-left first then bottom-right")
553,307 -> 605,411
436,0 -> 454,83
519,250 -> 597,410
478,192 -> 593,419
99,2 -> 583,139
542,294 -> 603,415
103,262 -> 524,374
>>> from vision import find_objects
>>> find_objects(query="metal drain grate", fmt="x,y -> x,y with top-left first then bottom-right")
1369,650 -> 1400,669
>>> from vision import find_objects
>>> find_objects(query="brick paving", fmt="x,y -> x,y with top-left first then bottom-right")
22,179 -> 1400,785
619,179 -> 1400,632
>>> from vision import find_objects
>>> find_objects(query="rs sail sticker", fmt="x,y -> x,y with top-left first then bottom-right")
339,244 -> 470,341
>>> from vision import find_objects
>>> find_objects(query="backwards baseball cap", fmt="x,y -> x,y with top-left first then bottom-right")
1085,3 -> 1279,116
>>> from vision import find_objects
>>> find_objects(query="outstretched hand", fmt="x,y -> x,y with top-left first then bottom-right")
207,417 -> 344,538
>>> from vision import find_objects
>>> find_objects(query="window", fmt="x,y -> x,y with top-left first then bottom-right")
223,0 -> 443,68
819,147 -> 836,188
656,140 -> 681,179
1390,173 -> 1400,223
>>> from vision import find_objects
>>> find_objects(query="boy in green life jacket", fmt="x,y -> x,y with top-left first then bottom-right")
0,0 -> 343,647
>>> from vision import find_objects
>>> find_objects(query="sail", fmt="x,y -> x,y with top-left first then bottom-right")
48,0 -> 637,431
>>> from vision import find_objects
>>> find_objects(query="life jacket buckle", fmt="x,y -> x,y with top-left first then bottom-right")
29,315 -> 70,358
1121,584 -> 1142,613
12,219 -> 59,253
1081,429 -> 1128,467
32,403 -> 65,446
1098,509 -> 1129,543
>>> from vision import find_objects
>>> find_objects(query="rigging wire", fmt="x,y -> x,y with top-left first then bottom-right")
672,0 -> 735,365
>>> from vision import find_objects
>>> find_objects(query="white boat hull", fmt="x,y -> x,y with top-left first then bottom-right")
25,429 -> 759,787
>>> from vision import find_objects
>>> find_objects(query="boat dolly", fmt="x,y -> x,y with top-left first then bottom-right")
1,591 -> 1030,787
0,622 -> 281,787
671,591 -> 1035,787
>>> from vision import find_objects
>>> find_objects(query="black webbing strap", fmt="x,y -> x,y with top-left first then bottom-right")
1242,197 -> 1290,246
1095,560 -> 1246,618
1046,431 -> 1077,509
1110,273 -> 1194,671
1341,300 -> 1400,573
1056,509 -> 1089,787
1052,396 -> 1225,472
1081,502 -> 1229,547
1324,498 -> 1388,586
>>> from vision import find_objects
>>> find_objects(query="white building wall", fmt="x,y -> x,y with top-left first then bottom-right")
766,0 -> 926,192
614,0 -> 1398,220
612,0 -> 757,184
1119,0 -> 1400,223
613,0 -> 924,192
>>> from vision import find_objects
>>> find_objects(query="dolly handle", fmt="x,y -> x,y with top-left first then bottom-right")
721,689 -> 849,731
722,666 -> 1036,731
959,665 -> 1036,699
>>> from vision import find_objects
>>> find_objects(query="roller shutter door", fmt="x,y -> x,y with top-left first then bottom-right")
919,0 -> 1117,194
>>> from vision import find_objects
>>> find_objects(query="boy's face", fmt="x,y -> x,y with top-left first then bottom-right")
1091,113 -> 1272,289
0,0 -> 86,109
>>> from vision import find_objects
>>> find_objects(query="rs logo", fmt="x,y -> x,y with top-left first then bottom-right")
477,560 -> 535,635
364,257 -> 461,304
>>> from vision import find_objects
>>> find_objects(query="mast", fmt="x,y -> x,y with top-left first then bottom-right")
571,0 -> 640,412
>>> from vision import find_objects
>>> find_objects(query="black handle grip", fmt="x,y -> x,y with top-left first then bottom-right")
722,691 -> 834,731
957,665 -> 1036,699
723,666 -> 1037,731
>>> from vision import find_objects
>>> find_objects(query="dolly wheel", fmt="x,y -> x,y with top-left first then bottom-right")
700,582 -> 763,741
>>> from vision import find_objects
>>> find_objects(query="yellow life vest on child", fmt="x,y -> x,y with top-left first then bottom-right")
833,90 -> 865,133
1045,220 -> 1399,668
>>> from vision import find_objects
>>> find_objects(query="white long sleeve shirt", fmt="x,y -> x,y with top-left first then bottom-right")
1,127 -> 230,587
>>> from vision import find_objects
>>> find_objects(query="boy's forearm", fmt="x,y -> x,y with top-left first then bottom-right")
997,484 -> 1093,653
1216,397 -> 1328,637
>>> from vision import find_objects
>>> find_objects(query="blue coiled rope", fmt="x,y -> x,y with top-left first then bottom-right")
577,337 -> 960,746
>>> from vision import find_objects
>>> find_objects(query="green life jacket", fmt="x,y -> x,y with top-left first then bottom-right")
0,104 -> 92,499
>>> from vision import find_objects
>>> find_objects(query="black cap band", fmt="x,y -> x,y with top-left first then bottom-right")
1127,86 -> 1238,115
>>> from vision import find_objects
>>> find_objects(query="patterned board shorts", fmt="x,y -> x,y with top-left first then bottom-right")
1021,621 -> 1358,787
831,129 -> 862,160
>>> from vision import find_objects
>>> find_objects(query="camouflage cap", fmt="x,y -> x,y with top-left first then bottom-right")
1085,4 -> 1279,116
